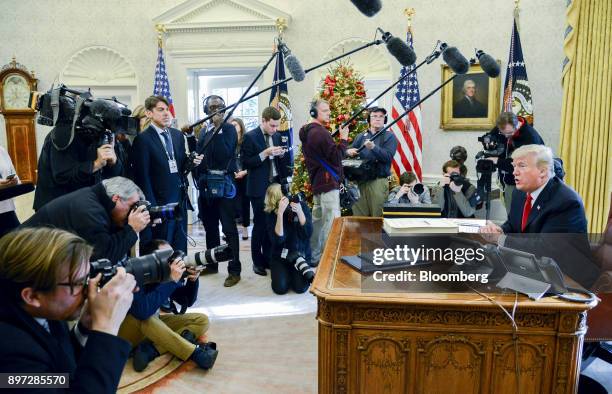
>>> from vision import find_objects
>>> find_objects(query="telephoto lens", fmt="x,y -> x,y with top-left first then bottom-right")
90,248 -> 175,287
190,244 -> 233,269
288,252 -> 315,283
148,202 -> 183,221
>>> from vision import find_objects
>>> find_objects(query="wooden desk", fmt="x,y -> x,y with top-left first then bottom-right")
311,217 -> 597,394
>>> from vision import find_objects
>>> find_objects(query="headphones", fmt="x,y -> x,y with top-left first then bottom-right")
367,107 -> 388,124
309,100 -> 318,119
203,95 -> 225,115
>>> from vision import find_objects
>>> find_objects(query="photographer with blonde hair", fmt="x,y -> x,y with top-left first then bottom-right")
264,184 -> 313,295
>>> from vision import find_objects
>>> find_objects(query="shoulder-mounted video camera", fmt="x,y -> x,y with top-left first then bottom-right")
29,84 -> 140,150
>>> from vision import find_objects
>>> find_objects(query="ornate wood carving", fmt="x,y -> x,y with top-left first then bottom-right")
335,330 -> 349,394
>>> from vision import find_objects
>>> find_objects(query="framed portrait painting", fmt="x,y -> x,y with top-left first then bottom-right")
440,61 -> 501,130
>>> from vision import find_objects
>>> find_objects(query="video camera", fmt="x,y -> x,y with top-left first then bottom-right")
133,200 -> 183,222
476,131 -> 505,159
30,84 -> 139,149
90,248 -> 176,287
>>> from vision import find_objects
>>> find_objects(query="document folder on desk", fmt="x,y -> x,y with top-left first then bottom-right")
383,218 -> 459,235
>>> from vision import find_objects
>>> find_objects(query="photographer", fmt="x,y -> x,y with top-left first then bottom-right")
0,145 -> 20,237
0,227 -> 137,393
22,177 -> 150,263
264,184 -> 313,295
388,171 -> 431,205
434,160 -> 477,218
481,112 -> 544,212
33,124 -> 125,212
346,107 -> 398,217
118,239 -> 216,372
131,96 -> 203,254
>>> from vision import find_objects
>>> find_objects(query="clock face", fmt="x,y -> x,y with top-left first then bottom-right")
3,74 -> 30,109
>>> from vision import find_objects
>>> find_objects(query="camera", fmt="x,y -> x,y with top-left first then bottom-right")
182,151 -> 199,175
190,244 -> 233,268
287,251 -> 315,283
449,173 -> 469,188
30,85 -> 139,149
133,200 -> 183,222
90,248 -> 175,286
477,133 -> 505,158
411,183 -> 425,196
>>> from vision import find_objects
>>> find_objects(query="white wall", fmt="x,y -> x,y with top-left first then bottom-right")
0,0 -> 566,180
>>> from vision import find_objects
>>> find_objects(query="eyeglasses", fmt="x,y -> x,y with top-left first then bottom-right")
57,275 -> 89,296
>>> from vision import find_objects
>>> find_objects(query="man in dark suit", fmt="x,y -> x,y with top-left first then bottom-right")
480,144 -> 600,287
131,96 -> 202,253
241,106 -> 291,276
0,227 -> 137,393
453,79 -> 488,118
195,95 -> 242,287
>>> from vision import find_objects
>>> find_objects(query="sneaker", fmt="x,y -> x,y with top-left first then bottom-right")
133,340 -> 160,372
181,330 -> 197,344
190,344 -> 219,370
223,274 -> 241,287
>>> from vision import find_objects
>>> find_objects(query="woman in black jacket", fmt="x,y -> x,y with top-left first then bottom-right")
231,117 -> 250,240
264,183 -> 313,295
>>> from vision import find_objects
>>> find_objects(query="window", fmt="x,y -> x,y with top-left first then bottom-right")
188,69 -> 260,131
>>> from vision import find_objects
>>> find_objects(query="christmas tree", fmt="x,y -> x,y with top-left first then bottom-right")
291,61 -> 368,206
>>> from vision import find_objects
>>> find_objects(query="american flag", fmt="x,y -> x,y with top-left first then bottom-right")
503,19 -> 533,124
153,44 -> 175,117
390,30 -> 423,181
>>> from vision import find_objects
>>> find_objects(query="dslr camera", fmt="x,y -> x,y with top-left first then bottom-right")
286,251 -> 315,284
133,200 -> 183,222
190,244 -> 233,268
90,248 -> 176,286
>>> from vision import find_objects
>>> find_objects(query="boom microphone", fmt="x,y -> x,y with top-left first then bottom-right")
441,43 -> 469,74
379,29 -> 417,66
279,42 -> 306,82
350,0 -> 382,17
475,50 -> 500,78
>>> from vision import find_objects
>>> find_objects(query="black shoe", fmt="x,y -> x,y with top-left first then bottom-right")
252,265 -> 267,276
160,299 -> 173,313
181,330 -> 197,344
200,266 -> 219,275
190,344 -> 219,370
133,340 -> 160,372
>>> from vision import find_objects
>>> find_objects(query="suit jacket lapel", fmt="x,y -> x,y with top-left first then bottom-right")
144,126 -> 169,159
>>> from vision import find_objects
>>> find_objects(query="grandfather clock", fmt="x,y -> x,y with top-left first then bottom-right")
0,57 -> 38,183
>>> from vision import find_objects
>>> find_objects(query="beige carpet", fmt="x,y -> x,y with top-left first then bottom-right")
118,224 -> 318,393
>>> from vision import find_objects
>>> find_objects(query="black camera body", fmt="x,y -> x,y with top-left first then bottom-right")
90,248 -> 175,287
134,200 -> 183,222
411,183 -> 425,196
182,151 -> 199,175
31,85 -> 139,149
477,132 -> 506,159
449,173 -> 469,188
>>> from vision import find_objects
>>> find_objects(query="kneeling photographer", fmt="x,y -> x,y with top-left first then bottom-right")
118,240 -> 216,372
22,177 -> 150,263
0,227 -> 137,393
434,160 -> 478,218
264,184 -> 314,295
387,171 -> 432,205
345,107 -> 398,217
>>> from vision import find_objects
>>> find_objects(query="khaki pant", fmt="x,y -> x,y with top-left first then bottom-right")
351,178 -> 389,217
118,313 -> 209,361
310,189 -> 341,264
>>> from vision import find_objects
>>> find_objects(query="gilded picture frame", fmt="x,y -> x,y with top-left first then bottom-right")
440,61 -> 501,130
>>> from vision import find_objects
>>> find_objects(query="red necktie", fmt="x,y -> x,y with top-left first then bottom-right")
521,193 -> 533,232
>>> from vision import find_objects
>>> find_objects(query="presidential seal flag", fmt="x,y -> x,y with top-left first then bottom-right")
503,18 -> 533,124
269,48 -> 294,162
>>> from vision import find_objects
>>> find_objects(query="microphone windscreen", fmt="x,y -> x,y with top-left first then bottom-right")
350,0 -> 382,17
285,54 -> 306,82
442,47 -> 469,74
477,51 -> 500,78
386,37 -> 417,67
